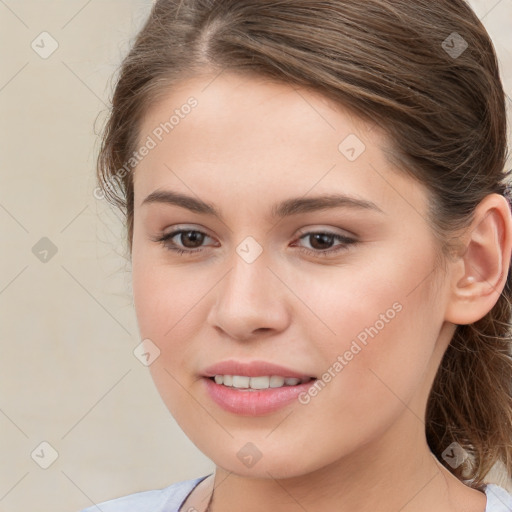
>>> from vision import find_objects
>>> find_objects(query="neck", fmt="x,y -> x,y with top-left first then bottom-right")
207,412 -> 485,512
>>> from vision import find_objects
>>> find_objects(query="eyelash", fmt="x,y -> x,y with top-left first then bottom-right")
152,228 -> 357,258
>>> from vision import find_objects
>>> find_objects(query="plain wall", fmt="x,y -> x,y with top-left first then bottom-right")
0,1 -> 511,511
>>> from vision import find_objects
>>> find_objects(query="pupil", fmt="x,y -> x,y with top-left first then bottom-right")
310,233 -> 333,250
182,231 -> 204,248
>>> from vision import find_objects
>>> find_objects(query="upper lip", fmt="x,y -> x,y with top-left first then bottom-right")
202,360 -> 315,379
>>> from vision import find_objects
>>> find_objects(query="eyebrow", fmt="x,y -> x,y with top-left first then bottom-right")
141,189 -> 384,220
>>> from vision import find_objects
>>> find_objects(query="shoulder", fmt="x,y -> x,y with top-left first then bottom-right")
78,474 -> 211,512
484,483 -> 512,512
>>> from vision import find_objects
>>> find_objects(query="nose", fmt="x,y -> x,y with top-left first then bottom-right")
206,250 -> 291,342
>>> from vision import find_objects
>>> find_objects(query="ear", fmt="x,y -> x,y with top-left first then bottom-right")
444,193 -> 512,326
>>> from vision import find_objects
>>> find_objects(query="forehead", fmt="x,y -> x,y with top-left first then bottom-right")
137,71 -> 369,151
132,72 -> 429,221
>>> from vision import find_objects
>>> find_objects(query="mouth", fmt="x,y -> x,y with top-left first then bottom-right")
202,375 -> 318,416
207,375 -> 316,390
200,360 -> 318,415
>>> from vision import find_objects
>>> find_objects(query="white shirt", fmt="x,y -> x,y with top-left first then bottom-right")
79,474 -> 512,512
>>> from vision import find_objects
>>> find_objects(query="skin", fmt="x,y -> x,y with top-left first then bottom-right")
130,71 -> 512,512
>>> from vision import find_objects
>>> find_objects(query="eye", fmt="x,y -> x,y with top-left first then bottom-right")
152,228 -> 216,255
292,230 -> 357,257
151,227 -> 357,258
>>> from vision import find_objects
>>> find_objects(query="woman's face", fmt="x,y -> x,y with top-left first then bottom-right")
131,71 -> 453,478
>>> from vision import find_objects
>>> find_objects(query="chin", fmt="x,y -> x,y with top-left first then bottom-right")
191,432 -> 347,481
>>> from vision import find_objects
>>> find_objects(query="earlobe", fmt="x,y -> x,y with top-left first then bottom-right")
445,193 -> 512,326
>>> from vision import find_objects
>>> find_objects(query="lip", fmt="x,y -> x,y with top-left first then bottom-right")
201,359 -> 314,379
202,377 -> 316,416
200,359 -> 317,416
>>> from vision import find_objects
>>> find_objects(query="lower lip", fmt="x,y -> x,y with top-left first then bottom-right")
202,377 -> 316,416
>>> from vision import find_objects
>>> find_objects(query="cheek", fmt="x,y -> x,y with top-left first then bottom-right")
131,245 -> 223,391
131,257 -> 209,422
302,252 -> 441,421
132,241 -> 205,340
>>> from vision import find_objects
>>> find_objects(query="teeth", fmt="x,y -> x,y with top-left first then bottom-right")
211,375 -> 311,389
269,376 -> 285,388
250,376 -> 272,389
232,376 -> 250,388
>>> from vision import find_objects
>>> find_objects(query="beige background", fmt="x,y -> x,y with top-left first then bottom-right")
0,1 -> 511,511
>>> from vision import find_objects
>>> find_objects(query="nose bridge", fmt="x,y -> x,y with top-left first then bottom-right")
222,244 -> 273,309
207,240 -> 290,338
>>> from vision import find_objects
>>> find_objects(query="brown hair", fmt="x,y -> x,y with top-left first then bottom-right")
96,0 -> 512,490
